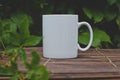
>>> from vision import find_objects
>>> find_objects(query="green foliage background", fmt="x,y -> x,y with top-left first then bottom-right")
0,0 -> 120,48
0,13 -> 49,80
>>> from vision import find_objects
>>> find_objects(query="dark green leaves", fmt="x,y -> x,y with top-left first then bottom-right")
107,0 -> 117,5
79,28 -> 111,48
92,29 -> 111,47
18,48 -> 26,64
0,65 -> 13,75
0,61 -> 18,75
104,10 -> 116,21
10,14 -> 41,47
0,13 -> 41,47
116,16 -> 120,30
113,34 -> 120,48
83,8 -> 104,23
30,51 -> 40,68
25,50 -> 41,70
23,36 -> 41,46
0,13 -> 48,80
17,48 -> 49,80
38,66 -> 49,80
10,76 -> 19,80
11,13 -> 32,37
82,8 -> 92,19
83,6 -> 117,23
25,51 -> 49,80
26,65 -> 49,80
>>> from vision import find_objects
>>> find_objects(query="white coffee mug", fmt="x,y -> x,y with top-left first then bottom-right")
42,14 -> 93,59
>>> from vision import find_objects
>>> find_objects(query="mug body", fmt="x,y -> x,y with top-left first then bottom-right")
42,14 -> 78,58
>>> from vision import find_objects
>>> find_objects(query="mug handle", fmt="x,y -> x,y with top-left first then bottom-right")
78,22 -> 93,51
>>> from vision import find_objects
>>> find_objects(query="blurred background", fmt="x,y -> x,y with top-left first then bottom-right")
0,0 -> 120,48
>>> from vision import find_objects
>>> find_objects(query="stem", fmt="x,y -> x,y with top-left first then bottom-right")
0,39 -> 6,50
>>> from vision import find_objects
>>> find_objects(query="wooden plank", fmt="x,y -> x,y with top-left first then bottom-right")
0,47 -> 120,80
20,48 -> 120,79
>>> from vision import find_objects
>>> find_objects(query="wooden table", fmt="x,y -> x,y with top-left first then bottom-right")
1,47 -> 120,80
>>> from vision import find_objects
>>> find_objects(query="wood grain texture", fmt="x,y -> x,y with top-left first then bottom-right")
0,47 -> 120,80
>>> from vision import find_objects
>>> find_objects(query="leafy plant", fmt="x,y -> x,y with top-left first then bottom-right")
79,28 -> 112,48
81,0 -> 120,48
1,0 -> 120,48
113,34 -> 120,48
0,13 -> 49,80
82,0 -> 118,23
83,8 -> 104,23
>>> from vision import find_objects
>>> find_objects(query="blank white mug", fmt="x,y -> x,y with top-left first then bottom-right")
42,14 -> 93,59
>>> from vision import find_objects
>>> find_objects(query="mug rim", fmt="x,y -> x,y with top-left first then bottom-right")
43,14 -> 78,16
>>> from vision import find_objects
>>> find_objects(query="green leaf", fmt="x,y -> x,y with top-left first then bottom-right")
93,29 -> 111,47
2,33 -> 11,45
104,10 -> 116,21
83,7 -> 104,23
116,16 -> 120,30
93,11 -> 104,23
10,76 -> 19,80
18,48 -> 26,64
79,28 -> 111,48
0,66 -> 13,75
25,51 -> 49,80
24,62 -> 31,70
9,22 -> 17,33
11,13 -> 32,37
40,3 -> 44,9
27,67 -> 49,80
117,3 -> 120,11
9,61 -> 18,73
107,0 -> 117,5
0,19 -> 14,38
26,71 -> 33,79
1,19 -> 11,28
5,46 -> 17,53
78,32 -> 90,45
2,19 -> 17,33
0,61 -> 17,75
83,8 -> 92,19
28,72 -> 37,80
38,66 -> 49,80
23,36 -> 41,46
114,34 -> 120,48
7,33 -> 21,46
0,20 -> 3,36
98,29 -> 111,41
24,51 -> 40,70
30,50 -> 40,69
